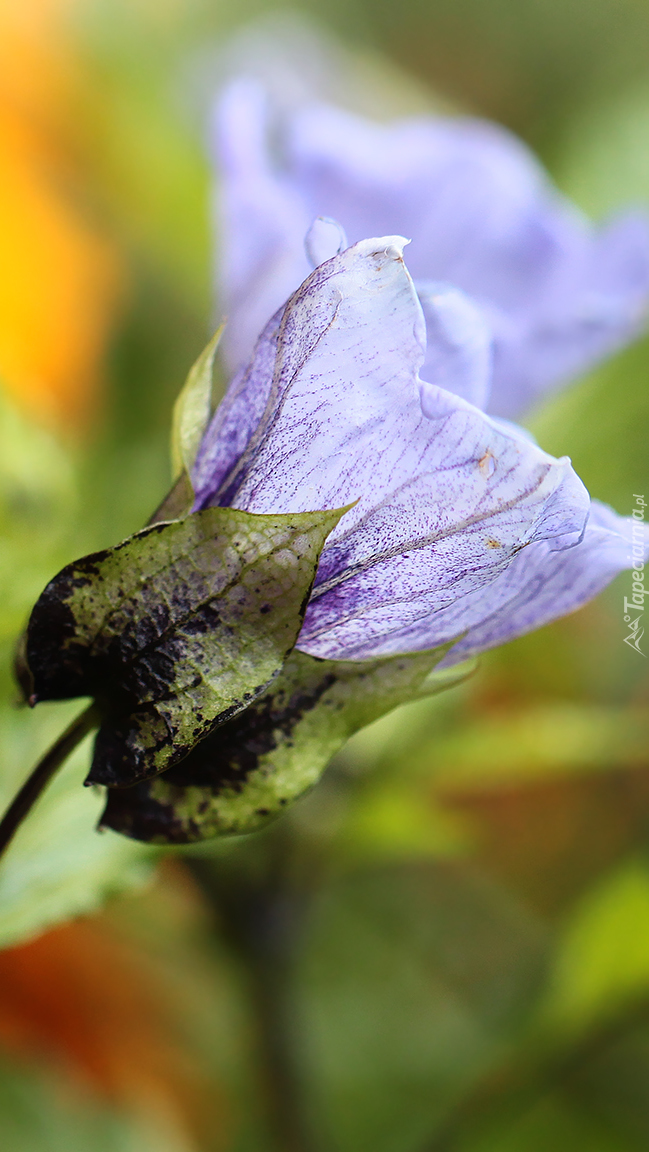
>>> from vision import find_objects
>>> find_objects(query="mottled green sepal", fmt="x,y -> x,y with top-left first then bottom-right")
26,506 -> 345,787
100,646 -> 472,843
171,326 -> 223,482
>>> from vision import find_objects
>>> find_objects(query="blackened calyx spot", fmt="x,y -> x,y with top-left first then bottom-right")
99,668 -> 338,843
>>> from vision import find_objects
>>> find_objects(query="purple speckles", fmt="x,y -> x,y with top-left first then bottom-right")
187,235 -> 649,665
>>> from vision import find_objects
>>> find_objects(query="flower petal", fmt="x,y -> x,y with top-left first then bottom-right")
298,501 -> 641,661
437,501 -> 649,665
487,211 -> 649,417
192,306 -> 283,504
214,79 -> 311,374
305,216 -> 348,268
288,104 -> 649,418
215,88 -> 649,414
195,236 -> 590,661
416,281 -> 492,409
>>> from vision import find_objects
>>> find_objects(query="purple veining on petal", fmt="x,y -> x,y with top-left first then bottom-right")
196,234 -> 593,662
192,306 -> 284,508
436,501 -> 649,665
297,502 -> 644,663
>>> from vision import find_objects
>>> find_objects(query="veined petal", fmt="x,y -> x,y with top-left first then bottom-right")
195,236 -> 590,661
298,501 -> 641,662
195,234 -> 426,513
192,306 -> 283,503
438,501 -> 649,664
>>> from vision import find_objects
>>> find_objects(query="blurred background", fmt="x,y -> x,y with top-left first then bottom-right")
1,0 -> 649,1149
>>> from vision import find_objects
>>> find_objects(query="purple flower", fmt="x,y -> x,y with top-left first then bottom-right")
192,236 -> 645,666
214,80 -> 649,419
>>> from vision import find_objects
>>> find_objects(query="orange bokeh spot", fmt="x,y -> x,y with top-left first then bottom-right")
0,0 -> 123,432
0,911 -> 222,1146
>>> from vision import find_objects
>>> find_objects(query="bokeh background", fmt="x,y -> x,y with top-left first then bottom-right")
1,1 -> 649,1149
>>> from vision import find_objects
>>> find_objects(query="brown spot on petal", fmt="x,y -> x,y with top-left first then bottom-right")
479,450 -> 496,478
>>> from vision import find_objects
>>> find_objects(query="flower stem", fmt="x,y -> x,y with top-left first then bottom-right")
0,703 -> 100,861
188,847 -> 316,1152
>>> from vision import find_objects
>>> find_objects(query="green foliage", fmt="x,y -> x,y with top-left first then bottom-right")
101,646 -> 471,842
0,1059 -> 188,1152
0,392 -> 77,644
298,861 -> 548,1152
540,862 -> 649,1034
0,702 -> 154,950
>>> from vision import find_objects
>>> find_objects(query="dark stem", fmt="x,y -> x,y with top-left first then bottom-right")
243,916 -> 312,1152
189,850 -> 317,1152
0,702 -> 100,860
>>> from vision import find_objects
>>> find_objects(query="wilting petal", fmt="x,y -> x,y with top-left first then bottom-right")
215,89 -> 649,414
195,236 -> 590,661
298,501 -> 642,662
437,501 -> 649,664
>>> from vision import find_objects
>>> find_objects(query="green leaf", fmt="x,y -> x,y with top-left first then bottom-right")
0,702 -> 154,950
539,862 -> 649,1036
26,506 -> 345,788
170,326 -> 223,482
0,1055 -> 189,1152
100,647 -> 473,844
0,388 -> 77,644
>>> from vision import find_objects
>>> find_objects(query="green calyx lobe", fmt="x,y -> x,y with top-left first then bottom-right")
146,327 -> 225,528
170,325 -> 222,483
100,646 -> 473,844
25,505 -> 345,789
